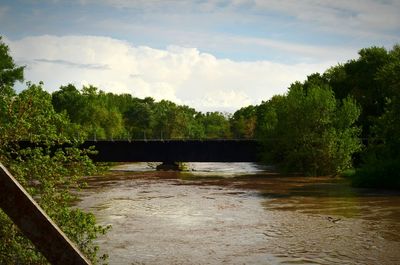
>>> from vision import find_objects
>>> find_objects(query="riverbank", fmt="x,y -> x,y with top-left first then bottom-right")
342,167 -> 400,190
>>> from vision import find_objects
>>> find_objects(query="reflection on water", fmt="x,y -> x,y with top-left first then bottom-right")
77,163 -> 400,265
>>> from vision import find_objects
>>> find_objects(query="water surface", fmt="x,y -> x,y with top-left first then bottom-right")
77,163 -> 400,265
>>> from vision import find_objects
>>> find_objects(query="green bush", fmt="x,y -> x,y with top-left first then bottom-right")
353,158 -> 400,189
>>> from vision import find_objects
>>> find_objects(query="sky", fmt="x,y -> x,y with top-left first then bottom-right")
1,0 -> 399,112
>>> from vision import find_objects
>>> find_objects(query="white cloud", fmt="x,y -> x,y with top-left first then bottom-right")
7,35 -> 333,112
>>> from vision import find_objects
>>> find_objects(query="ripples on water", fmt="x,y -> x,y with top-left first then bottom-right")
77,163 -> 400,265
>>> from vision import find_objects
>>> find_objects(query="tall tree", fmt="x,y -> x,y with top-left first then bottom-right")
258,83 -> 361,175
324,46 -> 390,137
353,45 -> 400,188
0,37 -> 25,133
201,112 -> 231,139
0,37 -> 24,96
230,105 -> 257,139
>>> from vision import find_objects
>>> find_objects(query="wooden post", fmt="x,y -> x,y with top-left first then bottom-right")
0,163 -> 91,265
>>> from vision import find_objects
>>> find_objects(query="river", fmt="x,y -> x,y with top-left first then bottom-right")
76,163 -> 400,265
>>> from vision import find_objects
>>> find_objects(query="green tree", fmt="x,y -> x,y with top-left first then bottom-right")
152,100 -> 178,139
354,96 -> 400,188
200,112 -> 231,139
0,37 -> 24,96
0,39 -> 108,264
52,85 -> 126,140
230,105 -> 257,139
52,84 -> 85,123
0,83 -> 109,264
0,36 -> 24,132
124,101 -> 154,139
353,45 -> 400,188
258,83 -> 361,175
324,46 -> 390,137
173,105 -> 205,139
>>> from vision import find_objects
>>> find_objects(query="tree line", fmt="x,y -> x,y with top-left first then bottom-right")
51,84 -> 231,140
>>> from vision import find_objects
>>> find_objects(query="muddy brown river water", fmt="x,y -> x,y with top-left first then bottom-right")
76,163 -> 400,265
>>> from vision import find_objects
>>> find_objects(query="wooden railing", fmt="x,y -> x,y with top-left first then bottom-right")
0,163 -> 91,265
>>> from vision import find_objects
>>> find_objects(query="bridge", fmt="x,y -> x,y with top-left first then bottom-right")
80,139 -> 259,162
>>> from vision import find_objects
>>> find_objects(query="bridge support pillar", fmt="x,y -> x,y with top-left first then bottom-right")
156,161 -> 181,171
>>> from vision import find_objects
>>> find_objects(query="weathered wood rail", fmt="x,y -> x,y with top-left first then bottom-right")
0,163 -> 91,265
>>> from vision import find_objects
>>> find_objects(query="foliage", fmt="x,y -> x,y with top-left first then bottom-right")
201,111 -> 231,139
124,100 -> 154,139
230,105 -> 257,139
0,36 -> 24,95
0,39 -> 109,264
323,46 -> 391,137
256,83 -> 361,176
51,86 -> 232,140
52,84 -> 125,140
352,45 -> 400,188
250,44 -> 399,185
